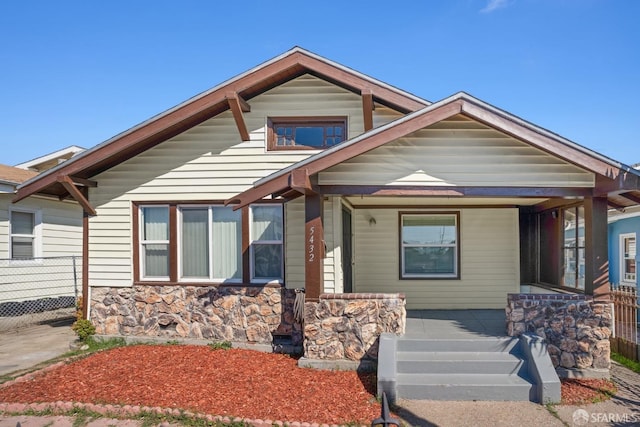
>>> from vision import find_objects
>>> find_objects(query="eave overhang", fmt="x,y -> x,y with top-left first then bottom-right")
13,47 -> 429,203
225,92 -> 640,210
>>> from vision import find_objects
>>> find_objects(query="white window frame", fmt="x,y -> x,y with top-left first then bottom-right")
9,208 -> 42,262
139,205 -> 170,281
249,204 -> 284,283
177,205 -> 242,283
620,232 -> 637,284
400,212 -> 459,279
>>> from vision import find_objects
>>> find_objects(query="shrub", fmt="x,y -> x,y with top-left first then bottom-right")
208,341 -> 232,350
72,319 -> 96,342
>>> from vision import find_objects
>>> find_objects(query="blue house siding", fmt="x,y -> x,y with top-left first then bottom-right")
608,215 -> 640,287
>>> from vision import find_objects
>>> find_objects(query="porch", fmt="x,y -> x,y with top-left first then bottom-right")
405,309 -> 507,338
379,308 -> 561,403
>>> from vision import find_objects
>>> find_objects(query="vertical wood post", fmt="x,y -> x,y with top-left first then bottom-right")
305,194 -> 324,302
82,211 -> 89,320
584,196 -> 610,300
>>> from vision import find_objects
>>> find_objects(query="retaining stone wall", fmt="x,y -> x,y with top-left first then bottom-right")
90,285 -> 302,345
506,293 -> 611,376
303,293 -> 406,361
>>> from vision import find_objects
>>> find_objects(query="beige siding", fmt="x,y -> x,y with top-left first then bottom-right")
353,207 -> 520,309
285,198 -> 305,288
319,115 -> 594,187
88,75 -> 398,287
0,195 -> 83,303
322,197 -> 335,293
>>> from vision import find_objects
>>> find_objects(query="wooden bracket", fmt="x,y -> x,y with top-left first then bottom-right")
226,91 -> 251,141
290,169 -> 316,195
361,88 -> 374,132
57,175 -> 97,216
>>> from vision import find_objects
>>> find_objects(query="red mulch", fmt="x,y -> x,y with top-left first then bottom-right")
0,345 -> 380,425
560,378 -> 617,405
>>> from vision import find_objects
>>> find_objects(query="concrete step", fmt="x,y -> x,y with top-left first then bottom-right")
397,336 -> 519,353
397,352 -> 524,374
396,373 -> 534,401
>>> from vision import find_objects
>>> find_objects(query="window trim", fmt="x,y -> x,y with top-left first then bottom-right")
138,205 -> 171,282
9,208 -> 42,261
561,206 -> 585,290
177,205 -> 243,283
620,232 -> 637,284
249,204 -> 284,283
267,116 -> 347,151
133,201 -> 283,286
398,211 -> 461,280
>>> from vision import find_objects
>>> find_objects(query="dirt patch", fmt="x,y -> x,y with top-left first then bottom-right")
560,378 -> 617,405
0,345 -> 380,425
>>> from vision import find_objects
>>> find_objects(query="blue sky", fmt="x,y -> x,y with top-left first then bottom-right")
1,0 -> 639,166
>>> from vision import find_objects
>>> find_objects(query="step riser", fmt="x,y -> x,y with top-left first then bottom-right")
397,360 -> 524,374
397,338 -> 518,353
397,384 -> 534,401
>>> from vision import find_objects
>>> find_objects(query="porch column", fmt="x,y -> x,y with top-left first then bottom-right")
584,196 -> 610,300
305,193 -> 324,302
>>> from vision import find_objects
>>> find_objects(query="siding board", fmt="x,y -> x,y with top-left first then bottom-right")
88,75 -> 399,287
353,208 -> 520,309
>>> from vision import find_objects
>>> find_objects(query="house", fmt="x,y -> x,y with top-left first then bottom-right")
15,145 -> 86,173
12,48 -> 640,376
1,158 -> 83,320
609,163 -> 639,289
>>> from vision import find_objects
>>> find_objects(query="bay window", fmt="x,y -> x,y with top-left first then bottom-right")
136,203 -> 281,284
400,212 -> 459,279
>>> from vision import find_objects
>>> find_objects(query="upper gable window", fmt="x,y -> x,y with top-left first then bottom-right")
267,117 -> 346,151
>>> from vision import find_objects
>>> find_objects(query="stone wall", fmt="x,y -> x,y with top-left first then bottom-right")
90,285 -> 302,346
506,293 -> 612,377
303,293 -> 405,361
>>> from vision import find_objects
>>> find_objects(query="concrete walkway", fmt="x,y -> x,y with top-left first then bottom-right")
0,319 -> 76,377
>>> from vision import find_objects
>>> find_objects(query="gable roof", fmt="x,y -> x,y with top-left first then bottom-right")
15,145 -> 85,172
226,92 -> 640,209
14,47 -> 429,203
0,164 -> 38,186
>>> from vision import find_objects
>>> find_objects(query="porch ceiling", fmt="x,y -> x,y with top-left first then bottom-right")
344,196 -> 549,207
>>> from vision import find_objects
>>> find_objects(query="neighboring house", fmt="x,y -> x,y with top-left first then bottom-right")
609,163 -> 640,289
0,156 -> 83,317
15,145 -> 86,173
13,47 -> 640,342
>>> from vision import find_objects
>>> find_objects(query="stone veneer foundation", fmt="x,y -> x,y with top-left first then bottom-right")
303,293 -> 406,362
90,285 -> 302,346
506,293 -> 612,378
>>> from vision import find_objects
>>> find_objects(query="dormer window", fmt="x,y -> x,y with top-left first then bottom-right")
267,117 -> 347,150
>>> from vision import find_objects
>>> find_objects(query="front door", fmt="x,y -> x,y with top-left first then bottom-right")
342,205 -> 353,293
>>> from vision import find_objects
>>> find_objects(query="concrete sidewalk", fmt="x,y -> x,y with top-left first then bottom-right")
394,361 -> 640,426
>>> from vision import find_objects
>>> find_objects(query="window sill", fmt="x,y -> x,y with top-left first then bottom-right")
133,281 -> 285,288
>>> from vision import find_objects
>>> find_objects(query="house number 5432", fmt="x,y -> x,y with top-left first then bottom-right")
308,226 -> 315,262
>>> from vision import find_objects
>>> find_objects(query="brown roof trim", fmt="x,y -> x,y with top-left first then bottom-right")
14,47 -> 429,203
226,92 -> 640,208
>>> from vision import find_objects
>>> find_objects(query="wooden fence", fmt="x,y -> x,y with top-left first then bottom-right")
610,285 -> 639,361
